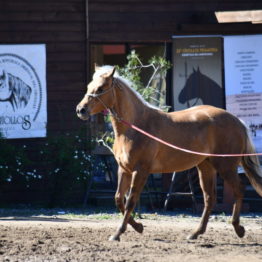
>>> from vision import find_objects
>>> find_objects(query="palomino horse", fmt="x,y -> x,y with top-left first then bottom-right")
76,66 -> 262,241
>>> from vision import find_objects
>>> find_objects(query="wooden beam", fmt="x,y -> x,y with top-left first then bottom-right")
215,10 -> 262,24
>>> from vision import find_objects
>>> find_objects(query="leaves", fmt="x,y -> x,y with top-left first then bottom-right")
116,50 -> 171,111
0,129 -> 94,193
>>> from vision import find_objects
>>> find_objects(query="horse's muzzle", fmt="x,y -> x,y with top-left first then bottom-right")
76,104 -> 89,120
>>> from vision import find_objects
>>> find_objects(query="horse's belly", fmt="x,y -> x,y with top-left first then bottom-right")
150,151 -> 205,173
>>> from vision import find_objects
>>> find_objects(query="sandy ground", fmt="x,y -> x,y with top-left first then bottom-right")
0,214 -> 261,262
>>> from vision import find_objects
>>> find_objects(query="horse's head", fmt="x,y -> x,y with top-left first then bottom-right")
76,66 -> 116,120
0,70 -> 12,101
178,67 -> 201,104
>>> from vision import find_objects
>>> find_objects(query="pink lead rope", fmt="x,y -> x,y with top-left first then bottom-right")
120,119 -> 262,158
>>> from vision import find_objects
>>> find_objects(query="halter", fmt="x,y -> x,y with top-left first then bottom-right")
85,78 -> 122,121
85,84 -> 115,98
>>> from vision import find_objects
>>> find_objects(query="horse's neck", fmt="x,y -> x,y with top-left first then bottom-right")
7,73 -> 17,93
110,84 -> 149,136
7,74 -> 19,104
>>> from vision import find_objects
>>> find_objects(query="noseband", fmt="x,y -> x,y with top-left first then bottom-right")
85,78 -> 122,121
85,84 -> 115,99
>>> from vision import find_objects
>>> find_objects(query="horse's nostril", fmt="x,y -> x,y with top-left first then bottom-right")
79,107 -> 86,115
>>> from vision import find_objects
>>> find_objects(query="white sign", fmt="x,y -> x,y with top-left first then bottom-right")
224,35 -> 262,152
0,44 -> 47,138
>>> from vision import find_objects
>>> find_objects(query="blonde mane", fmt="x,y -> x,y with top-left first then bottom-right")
93,65 -> 160,111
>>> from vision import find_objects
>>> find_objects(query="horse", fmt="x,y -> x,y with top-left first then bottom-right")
0,69 -> 32,111
76,65 -> 262,241
178,67 -> 223,108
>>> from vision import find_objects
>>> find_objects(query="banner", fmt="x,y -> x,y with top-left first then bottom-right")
0,44 -> 47,138
224,35 -> 262,152
172,36 -> 223,111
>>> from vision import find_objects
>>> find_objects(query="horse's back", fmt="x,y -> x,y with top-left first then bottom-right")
171,105 -> 245,140
169,105 -> 226,121
164,105 -> 246,169
179,105 -> 246,169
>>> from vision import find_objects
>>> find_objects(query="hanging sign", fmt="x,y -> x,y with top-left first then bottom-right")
0,44 -> 47,138
172,36 -> 223,111
224,35 -> 262,152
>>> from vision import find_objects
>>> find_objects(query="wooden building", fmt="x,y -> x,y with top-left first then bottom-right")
0,0 -> 262,208
89,0 -> 262,43
1,0 -> 261,135
88,0 -> 262,211
88,0 -> 262,108
0,0 -> 88,134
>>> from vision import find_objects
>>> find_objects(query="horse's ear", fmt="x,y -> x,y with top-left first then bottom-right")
197,66 -> 200,72
94,63 -> 100,71
102,67 -> 116,79
193,67 -> 196,73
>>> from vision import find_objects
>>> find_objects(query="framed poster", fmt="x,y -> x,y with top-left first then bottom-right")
172,36 -> 223,111
224,35 -> 262,152
0,44 -> 47,139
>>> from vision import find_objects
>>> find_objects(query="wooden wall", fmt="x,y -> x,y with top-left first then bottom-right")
1,0 -> 261,207
89,0 -> 262,211
0,0 -> 88,134
1,0 -> 261,130
89,0 -> 262,43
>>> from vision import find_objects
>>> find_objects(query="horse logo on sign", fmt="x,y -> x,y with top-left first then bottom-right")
0,52 -> 43,136
0,69 -> 32,111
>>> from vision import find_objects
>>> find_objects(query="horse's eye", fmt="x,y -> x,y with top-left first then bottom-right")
97,87 -> 103,93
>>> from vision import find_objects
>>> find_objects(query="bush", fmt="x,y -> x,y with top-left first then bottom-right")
0,129 -> 95,207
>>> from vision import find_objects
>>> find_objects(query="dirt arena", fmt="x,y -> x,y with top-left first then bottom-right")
0,213 -> 261,262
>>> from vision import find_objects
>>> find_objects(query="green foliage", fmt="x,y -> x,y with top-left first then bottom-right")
0,133 -> 32,184
41,131 -> 93,181
0,129 -> 94,207
116,51 -> 144,91
41,130 -> 95,206
116,50 -> 171,111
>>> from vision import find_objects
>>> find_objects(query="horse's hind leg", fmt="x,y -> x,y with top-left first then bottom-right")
188,160 -> 216,240
114,167 -> 143,234
220,168 -> 245,238
109,168 -> 148,241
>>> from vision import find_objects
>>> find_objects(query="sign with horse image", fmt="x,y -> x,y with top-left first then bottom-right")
0,45 -> 46,138
172,36 -> 224,111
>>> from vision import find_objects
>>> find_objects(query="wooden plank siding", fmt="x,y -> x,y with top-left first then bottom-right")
0,0 -> 88,133
0,0 -> 89,206
1,0 -> 262,207
88,0 -> 262,211
89,0 -> 262,43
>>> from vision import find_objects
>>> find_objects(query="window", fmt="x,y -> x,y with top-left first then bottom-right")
90,44 -> 168,109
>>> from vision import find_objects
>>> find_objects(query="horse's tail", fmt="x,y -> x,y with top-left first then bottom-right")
241,127 -> 262,197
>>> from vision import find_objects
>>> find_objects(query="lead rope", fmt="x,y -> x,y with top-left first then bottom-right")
119,119 -> 262,157
105,108 -> 262,157
88,81 -> 262,158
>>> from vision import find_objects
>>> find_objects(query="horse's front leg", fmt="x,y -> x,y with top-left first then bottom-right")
114,167 -> 144,234
109,168 -> 148,241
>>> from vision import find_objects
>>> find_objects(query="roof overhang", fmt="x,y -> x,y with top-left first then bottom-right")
215,10 -> 262,24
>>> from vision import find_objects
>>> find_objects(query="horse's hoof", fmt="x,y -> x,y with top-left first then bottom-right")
235,225 -> 245,238
133,222 -> 144,234
108,235 -> 120,241
187,233 -> 198,240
